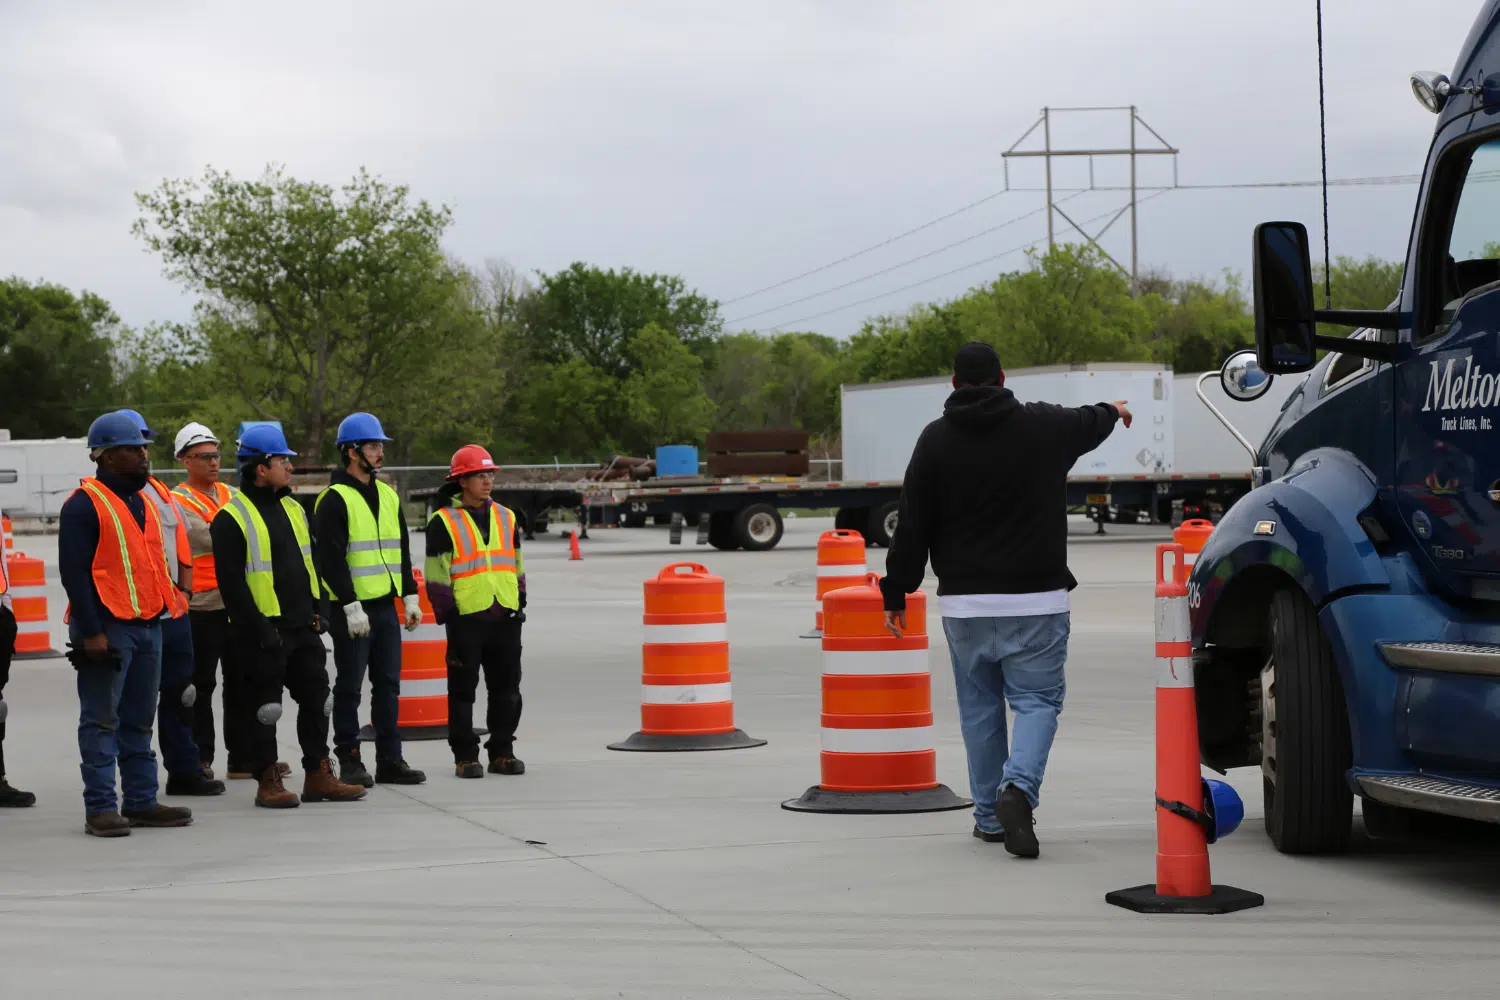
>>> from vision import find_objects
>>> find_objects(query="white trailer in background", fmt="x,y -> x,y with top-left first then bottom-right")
0,435 -> 92,520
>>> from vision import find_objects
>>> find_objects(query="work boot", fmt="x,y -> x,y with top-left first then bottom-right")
254,765 -> 300,809
455,761 -> 484,779
375,759 -> 426,785
996,785 -> 1039,859
85,812 -> 131,838
122,803 -> 194,828
301,759 -> 368,803
0,779 -> 36,808
972,826 -> 1005,844
166,770 -> 227,797
337,749 -> 375,788
200,762 -> 216,781
488,756 -> 525,776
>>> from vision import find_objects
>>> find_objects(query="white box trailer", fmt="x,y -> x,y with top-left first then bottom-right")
0,437 -> 93,520
1172,370 -> 1305,475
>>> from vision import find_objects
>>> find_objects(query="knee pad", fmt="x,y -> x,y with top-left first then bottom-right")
324,692 -> 334,718
255,702 -> 284,725
0,698 -> 7,724
180,683 -> 197,709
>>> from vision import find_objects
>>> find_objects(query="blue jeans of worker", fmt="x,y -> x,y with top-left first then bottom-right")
330,601 -> 403,762
71,618 -> 163,816
155,614 -> 202,775
942,613 -> 1069,836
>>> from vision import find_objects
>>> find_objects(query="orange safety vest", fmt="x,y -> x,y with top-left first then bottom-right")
143,478 -> 192,617
77,478 -> 171,622
173,482 -> 232,593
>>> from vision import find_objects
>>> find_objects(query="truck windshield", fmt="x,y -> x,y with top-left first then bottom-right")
1441,138 -> 1500,321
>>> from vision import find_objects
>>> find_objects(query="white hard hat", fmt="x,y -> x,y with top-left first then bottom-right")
174,422 -> 219,457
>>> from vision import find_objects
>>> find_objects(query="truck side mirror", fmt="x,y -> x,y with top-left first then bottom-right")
1220,349 -> 1273,402
1252,221 -> 1319,373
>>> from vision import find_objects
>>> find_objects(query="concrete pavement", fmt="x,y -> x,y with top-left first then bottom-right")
1,517 -> 1497,998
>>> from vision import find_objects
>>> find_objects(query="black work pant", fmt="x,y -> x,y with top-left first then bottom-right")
0,605 -> 15,779
445,613 -> 522,763
235,625 -> 332,777
189,609 -> 249,768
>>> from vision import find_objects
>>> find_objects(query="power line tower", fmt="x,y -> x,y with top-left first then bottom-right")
1002,106 -> 1178,290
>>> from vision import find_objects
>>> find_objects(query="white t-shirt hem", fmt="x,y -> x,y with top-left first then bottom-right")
938,590 -> 1069,618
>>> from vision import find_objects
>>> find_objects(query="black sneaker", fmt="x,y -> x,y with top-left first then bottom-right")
488,756 -> 525,776
337,750 -> 375,788
455,761 -> 484,779
165,770 -> 227,796
0,779 -> 36,808
972,826 -> 1005,844
996,785 -> 1039,858
375,759 -> 426,785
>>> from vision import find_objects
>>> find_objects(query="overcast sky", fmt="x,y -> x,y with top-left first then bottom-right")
0,1 -> 1480,339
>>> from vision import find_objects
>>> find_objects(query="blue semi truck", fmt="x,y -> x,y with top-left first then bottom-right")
1192,2 -> 1500,853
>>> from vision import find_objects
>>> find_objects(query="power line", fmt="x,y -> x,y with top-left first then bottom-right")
763,189 -> 1172,331
724,192 -> 1084,325
720,187 -> 1014,305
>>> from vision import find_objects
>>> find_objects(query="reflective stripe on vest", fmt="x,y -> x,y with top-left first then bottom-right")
431,502 -> 518,615
174,482 -> 233,593
78,478 -> 169,621
316,481 -> 403,600
218,494 -> 318,620
145,478 -> 191,617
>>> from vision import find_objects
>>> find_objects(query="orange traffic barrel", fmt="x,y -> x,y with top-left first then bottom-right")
783,574 -> 969,813
1106,544 -> 1263,913
802,529 -> 867,639
357,574 -> 470,742
609,562 -> 765,752
1173,519 -> 1214,582
8,554 -> 60,659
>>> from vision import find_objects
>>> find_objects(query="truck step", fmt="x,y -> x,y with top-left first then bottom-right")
1377,641 -> 1500,676
1358,774 -> 1500,824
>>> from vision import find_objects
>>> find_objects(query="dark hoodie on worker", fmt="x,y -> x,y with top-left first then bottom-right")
879,384 -> 1119,611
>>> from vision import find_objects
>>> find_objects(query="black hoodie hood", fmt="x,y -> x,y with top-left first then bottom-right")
943,385 -> 1020,430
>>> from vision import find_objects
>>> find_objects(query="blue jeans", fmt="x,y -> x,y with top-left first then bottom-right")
942,613 -> 1069,835
71,619 -> 163,816
156,614 -> 203,775
330,601 -> 403,762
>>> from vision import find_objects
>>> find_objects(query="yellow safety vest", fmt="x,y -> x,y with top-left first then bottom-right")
316,481 -> 403,601
429,502 -> 520,614
216,494 -> 318,620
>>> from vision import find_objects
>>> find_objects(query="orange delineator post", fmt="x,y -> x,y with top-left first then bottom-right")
1106,543 -> 1262,914
783,573 -> 969,813
609,562 -> 764,752
7,553 -> 60,660
357,573 -> 470,742
2,514 -> 12,554
1173,519 -> 1215,582
802,529 -> 866,639
569,530 -> 582,561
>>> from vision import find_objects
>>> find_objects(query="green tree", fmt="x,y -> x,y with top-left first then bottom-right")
1144,271 -> 1255,373
618,323 -> 716,451
0,277 -> 120,438
133,165 -> 482,459
1314,255 -> 1404,337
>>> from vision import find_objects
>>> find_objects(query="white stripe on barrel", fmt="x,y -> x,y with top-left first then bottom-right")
1155,593 -> 1193,689
641,682 -> 732,704
643,622 -> 728,645
409,623 -> 447,642
821,648 -> 928,677
399,677 -> 448,698
818,563 -> 868,578
821,725 -> 935,754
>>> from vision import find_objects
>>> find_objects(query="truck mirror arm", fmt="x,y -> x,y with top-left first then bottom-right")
1311,333 -> 1397,364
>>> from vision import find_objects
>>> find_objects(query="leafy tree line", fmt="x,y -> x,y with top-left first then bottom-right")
0,164 -> 1406,465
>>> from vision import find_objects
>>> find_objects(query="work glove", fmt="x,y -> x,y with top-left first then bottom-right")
403,593 -> 422,632
343,601 -> 371,638
256,619 -> 283,652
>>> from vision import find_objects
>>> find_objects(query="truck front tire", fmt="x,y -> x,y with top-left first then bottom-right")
1263,590 -> 1354,854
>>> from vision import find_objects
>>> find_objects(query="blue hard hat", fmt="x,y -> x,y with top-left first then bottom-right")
237,424 -> 298,460
87,411 -> 151,450
335,412 -> 392,447
116,408 -> 156,441
1201,778 -> 1245,844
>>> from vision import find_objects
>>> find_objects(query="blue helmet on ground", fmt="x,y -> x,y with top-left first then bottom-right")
1200,778 -> 1244,844
87,412 -> 151,450
237,424 -> 298,460
335,412 -> 392,447
116,408 -> 156,442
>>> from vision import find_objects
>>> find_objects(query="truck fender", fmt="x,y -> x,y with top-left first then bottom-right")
1190,447 -> 1387,649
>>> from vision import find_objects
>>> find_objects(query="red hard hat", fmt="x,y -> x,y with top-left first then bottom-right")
448,444 -> 497,480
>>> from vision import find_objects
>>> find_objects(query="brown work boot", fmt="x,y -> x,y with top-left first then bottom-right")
254,764 -> 300,809
85,812 -> 131,837
122,803 -> 194,827
301,759 -> 368,803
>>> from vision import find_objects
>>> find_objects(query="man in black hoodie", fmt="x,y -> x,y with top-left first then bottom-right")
880,343 -> 1131,858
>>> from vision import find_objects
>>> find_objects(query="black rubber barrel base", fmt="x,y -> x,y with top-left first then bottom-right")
781,784 -> 972,814
13,649 -> 61,660
608,729 -> 767,752
359,724 -> 487,743
1105,883 -> 1265,914
799,629 -> 823,640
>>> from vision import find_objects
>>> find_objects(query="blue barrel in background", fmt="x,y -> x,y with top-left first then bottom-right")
655,445 -> 699,477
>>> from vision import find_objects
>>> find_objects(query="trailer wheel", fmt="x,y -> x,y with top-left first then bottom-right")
834,507 -> 867,533
866,501 -> 899,548
708,511 -> 740,550
734,503 -> 783,551
1262,589 -> 1353,854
